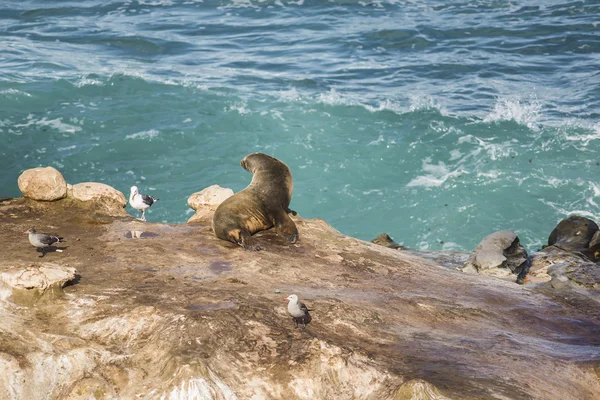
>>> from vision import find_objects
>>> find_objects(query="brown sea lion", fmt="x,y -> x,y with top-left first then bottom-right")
212,153 -> 298,251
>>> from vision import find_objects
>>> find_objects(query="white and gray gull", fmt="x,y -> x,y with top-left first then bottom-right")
285,294 -> 312,329
129,186 -> 159,221
24,227 -> 65,257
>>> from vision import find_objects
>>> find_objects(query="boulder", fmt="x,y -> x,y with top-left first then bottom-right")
0,263 -> 77,305
462,230 -> 528,281
18,167 -> 67,201
547,215 -> 598,258
70,182 -> 128,217
587,229 -> 600,262
371,233 -> 405,250
187,185 -> 234,223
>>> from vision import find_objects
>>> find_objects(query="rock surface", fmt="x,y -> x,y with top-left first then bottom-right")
547,215 -> 598,260
462,230 -> 529,280
371,233 -> 405,250
187,185 -> 234,223
17,167 -> 67,201
70,182 -> 128,217
0,263 -> 77,306
0,198 -> 599,399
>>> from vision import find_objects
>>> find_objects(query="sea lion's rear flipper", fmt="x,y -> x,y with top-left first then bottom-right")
274,209 -> 298,244
285,207 -> 297,216
239,230 -> 262,251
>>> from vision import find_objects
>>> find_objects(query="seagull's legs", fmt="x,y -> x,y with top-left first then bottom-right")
140,210 -> 146,221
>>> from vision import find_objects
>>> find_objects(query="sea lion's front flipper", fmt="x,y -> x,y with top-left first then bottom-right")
274,209 -> 298,244
239,230 -> 262,251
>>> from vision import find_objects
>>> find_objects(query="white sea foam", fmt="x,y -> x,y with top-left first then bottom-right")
75,76 -> 104,87
57,145 -> 77,151
36,118 -> 82,134
408,94 -> 448,116
457,134 -> 514,161
449,149 -> 462,161
0,89 -> 31,97
562,122 -> 600,146
407,157 -> 465,188
483,97 -> 542,130
126,129 -> 159,140
226,102 -> 250,115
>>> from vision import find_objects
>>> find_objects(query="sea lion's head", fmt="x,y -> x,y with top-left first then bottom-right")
240,153 -> 281,174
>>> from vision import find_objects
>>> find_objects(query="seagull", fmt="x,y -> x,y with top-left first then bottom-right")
24,228 -> 65,257
129,186 -> 158,221
285,294 -> 312,329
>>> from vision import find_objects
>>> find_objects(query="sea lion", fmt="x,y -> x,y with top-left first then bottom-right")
212,153 -> 298,251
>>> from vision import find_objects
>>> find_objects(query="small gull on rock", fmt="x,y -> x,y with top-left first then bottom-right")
285,294 -> 312,329
24,227 -> 65,257
129,186 -> 158,221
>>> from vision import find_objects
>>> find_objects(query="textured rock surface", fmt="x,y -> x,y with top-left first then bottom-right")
548,215 -> 599,259
0,263 -> 77,306
462,230 -> 528,279
1,263 -> 76,291
17,167 -> 67,201
371,233 -> 405,249
188,185 -> 234,223
70,182 -> 128,217
0,198 -> 599,399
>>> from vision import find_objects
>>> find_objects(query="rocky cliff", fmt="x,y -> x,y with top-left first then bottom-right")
1,194 -> 599,400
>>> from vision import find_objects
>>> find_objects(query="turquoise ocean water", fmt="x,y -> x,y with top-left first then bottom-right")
1,0 -> 599,252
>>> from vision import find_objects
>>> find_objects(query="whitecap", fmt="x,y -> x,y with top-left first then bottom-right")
33,118 -> 82,134
407,158 -> 465,188
57,145 -> 77,151
483,96 -> 542,131
408,94 -> 448,116
125,129 -> 159,140
0,89 -> 32,97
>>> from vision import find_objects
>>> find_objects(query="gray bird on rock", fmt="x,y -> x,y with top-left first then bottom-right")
24,227 -> 65,257
285,294 -> 312,329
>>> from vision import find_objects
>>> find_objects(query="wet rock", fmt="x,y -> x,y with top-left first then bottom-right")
18,166 -> 67,201
547,215 -> 598,259
462,230 -> 528,280
70,182 -> 128,217
0,263 -> 77,305
371,233 -> 405,249
588,230 -> 600,262
187,185 -> 234,223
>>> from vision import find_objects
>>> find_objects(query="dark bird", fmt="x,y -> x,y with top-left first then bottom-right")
24,227 -> 65,257
285,294 -> 312,329
129,186 -> 158,221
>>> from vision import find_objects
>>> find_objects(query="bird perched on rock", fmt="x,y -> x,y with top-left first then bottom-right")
285,294 -> 312,329
24,228 -> 65,257
129,186 -> 158,221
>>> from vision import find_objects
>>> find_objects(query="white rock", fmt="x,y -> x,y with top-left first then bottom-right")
188,185 -> 234,211
18,166 -> 67,201
71,182 -> 127,206
1,263 -> 77,291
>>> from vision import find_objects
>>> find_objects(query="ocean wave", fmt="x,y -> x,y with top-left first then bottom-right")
125,129 -> 160,140
483,96 -> 542,131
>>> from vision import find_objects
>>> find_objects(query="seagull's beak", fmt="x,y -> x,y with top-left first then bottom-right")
23,230 -> 28,234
